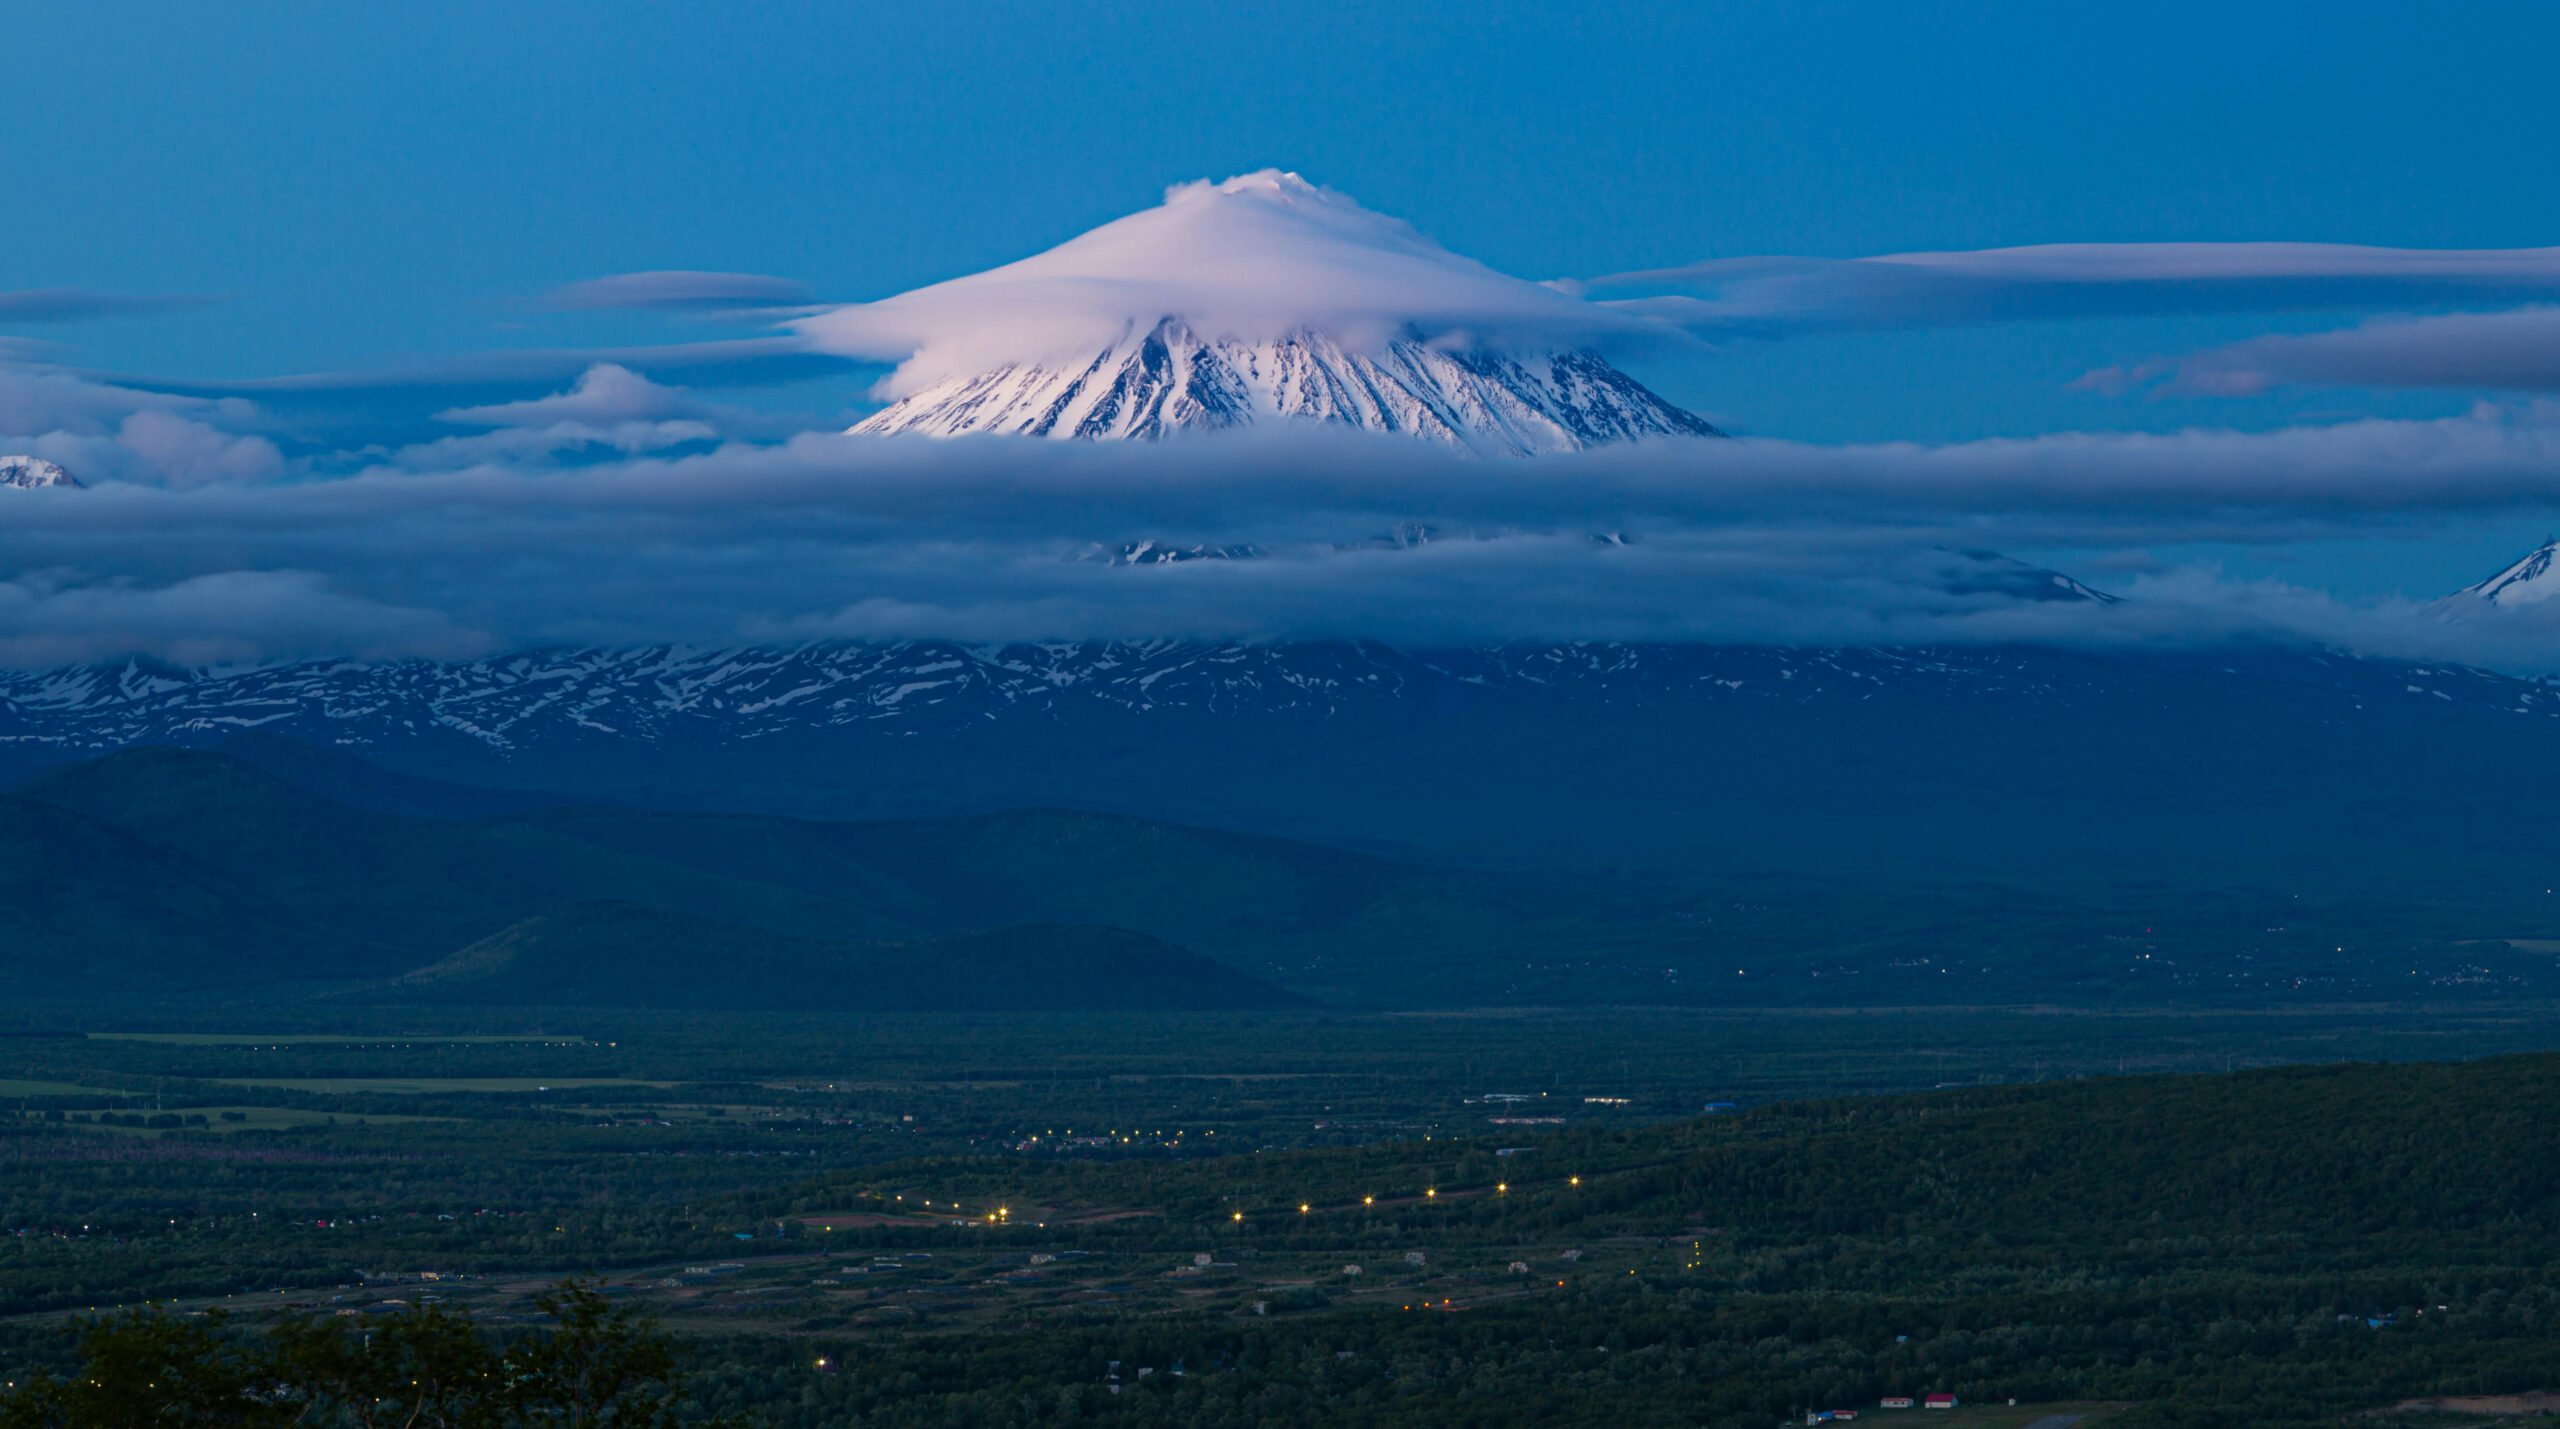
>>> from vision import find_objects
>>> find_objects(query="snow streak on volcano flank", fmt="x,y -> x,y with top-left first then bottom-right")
2436,536 -> 2560,615
810,172 -> 1720,454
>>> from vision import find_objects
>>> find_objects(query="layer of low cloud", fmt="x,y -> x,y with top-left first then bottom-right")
535,270 -> 815,314
0,570 -> 485,668
133,336 -> 849,402
441,363 -> 730,428
111,409 -> 285,487
1581,243 -> 2560,337
0,363 -> 284,487
0,288 -> 219,324
377,363 -> 787,469
2094,306 -> 2560,397
5,412 -> 2560,668
101,338 -> 866,454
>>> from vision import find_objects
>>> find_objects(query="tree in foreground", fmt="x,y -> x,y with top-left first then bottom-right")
0,1283 -> 704,1428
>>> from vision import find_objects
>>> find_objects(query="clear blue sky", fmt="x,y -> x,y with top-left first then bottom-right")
6,0 -> 2559,594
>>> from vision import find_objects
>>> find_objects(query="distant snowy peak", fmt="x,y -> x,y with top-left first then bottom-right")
1936,549 -> 2118,605
0,455 -> 81,490
1086,539 -> 1264,566
850,316 -> 1719,455
2446,537 -> 2560,611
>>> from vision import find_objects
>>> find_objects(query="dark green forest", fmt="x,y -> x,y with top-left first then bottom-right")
11,1048 -> 2560,1426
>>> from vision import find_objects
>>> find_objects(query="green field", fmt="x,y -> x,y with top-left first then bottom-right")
210,1075 -> 668,1094
91,1032 -> 595,1047
1901,1407 -> 2131,1428
75,1105 -> 461,1135
0,1077 -> 123,1096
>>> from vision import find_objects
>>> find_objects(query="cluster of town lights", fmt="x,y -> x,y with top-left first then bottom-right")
878,1170 -> 1589,1231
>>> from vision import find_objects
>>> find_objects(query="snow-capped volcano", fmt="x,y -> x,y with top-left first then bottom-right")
850,316 -> 1718,452
0,455 -> 80,490
2444,537 -> 2560,611
812,171 -> 1717,454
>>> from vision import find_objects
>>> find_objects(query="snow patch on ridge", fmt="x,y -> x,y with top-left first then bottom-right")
0,455 -> 82,490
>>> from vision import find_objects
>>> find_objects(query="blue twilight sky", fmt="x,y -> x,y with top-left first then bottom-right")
7,0 -> 2551,422
4,0 -> 2560,652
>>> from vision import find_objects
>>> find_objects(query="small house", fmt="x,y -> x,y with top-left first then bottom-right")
1924,1394 -> 1957,1410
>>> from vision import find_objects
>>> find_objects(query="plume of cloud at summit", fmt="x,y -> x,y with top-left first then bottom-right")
796,172 -> 1679,398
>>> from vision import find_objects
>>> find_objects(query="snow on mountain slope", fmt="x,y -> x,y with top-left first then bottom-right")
0,455 -> 81,490
1087,539 -> 1265,566
2444,536 -> 2560,610
0,641 -> 2544,763
850,317 -> 1718,453
813,172 -> 1718,453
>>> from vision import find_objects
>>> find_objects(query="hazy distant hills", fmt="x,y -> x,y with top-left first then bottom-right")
0,746 -> 1344,1010
0,790 -> 341,988
7,740 -> 2558,1011
0,744 -> 1571,1009
389,903 -> 1305,1012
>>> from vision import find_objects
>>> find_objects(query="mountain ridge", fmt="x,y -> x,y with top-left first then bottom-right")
2,641 -> 2556,882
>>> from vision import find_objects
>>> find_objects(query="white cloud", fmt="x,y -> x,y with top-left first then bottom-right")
0,288 -> 219,324
439,363 -> 713,428
0,414 -> 2556,668
797,171 -> 1670,398
0,366 -> 211,438
2102,306 -> 2560,397
535,270 -> 813,313
1582,243 -> 2560,336
362,363 -> 784,468
114,409 -> 285,487
0,570 -> 486,667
